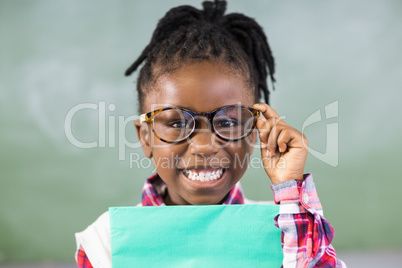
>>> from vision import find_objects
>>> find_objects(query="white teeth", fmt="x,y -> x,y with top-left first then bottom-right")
199,172 -> 205,181
184,169 -> 224,181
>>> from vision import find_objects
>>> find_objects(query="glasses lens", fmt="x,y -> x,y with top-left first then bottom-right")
152,108 -> 195,142
213,107 -> 256,140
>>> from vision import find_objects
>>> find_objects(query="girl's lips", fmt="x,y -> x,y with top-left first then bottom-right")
180,168 -> 228,190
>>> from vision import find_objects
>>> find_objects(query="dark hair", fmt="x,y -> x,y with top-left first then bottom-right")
125,0 -> 275,112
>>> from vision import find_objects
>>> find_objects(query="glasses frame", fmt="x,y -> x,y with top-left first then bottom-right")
140,105 -> 261,143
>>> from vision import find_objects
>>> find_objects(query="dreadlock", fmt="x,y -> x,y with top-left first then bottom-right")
125,0 -> 275,112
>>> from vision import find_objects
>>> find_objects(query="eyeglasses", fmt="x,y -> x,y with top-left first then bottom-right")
140,105 -> 260,143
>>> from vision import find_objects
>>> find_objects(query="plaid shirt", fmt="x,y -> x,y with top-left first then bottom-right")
76,173 -> 345,268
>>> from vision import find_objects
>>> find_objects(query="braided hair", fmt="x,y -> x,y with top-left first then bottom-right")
125,0 -> 275,112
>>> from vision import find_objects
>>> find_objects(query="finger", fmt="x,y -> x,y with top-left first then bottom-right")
256,117 -> 271,148
277,128 -> 292,153
266,122 -> 280,157
253,103 -> 280,120
253,103 -> 291,130
256,115 -> 282,132
256,116 -> 282,145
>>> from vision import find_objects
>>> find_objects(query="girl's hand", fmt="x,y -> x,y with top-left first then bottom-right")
253,103 -> 308,184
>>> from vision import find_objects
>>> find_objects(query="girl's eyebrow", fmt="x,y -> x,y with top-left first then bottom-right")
156,104 -> 193,111
148,104 -> 177,111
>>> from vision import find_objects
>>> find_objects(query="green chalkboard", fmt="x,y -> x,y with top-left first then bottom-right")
1,0 -> 401,263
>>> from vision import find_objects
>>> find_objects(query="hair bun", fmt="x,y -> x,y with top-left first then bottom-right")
202,0 -> 227,23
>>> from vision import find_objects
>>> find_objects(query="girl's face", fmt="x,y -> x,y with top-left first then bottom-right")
136,61 -> 257,205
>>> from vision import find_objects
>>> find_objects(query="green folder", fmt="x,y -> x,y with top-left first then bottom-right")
109,204 -> 283,267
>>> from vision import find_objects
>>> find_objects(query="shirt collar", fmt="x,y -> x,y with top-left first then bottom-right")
141,173 -> 244,206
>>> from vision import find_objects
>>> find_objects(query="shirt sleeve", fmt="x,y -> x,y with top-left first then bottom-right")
270,173 -> 346,268
75,245 -> 94,268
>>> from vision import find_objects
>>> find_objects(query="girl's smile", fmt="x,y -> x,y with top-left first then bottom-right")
180,167 -> 228,190
181,168 -> 224,182
135,61 -> 257,205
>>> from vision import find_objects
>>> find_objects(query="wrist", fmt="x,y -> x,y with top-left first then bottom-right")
270,179 -> 301,204
270,174 -> 304,185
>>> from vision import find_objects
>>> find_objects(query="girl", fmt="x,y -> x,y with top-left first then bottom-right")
75,1 -> 345,267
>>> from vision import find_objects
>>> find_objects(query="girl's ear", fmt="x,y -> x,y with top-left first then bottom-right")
134,119 -> 153,158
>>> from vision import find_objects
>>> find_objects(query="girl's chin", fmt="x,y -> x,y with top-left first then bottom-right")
165,190 -> 229,205
183,194 -> 228,205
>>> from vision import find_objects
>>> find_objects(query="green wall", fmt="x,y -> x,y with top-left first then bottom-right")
1,0 -> 401,263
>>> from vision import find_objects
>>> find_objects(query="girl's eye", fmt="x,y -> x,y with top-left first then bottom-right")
168,120 -> 188,129
215,119 -> 238,128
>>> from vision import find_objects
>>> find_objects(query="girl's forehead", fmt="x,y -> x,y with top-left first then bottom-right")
144,61 -> 254,112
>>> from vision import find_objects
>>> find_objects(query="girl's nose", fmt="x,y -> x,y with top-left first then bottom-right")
189,118 -> 219,157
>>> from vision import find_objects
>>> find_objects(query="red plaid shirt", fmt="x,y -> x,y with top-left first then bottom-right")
75,173 -> 345,267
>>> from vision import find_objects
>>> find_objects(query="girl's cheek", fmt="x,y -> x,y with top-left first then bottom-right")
155,145 -> 189,165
